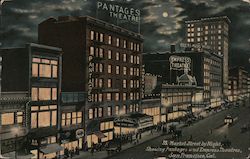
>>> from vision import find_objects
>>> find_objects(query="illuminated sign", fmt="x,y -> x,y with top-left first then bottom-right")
76,129 -> 84,139
88,57 -> 94,102
97,1 -> 140,23
169,55 -> 191,70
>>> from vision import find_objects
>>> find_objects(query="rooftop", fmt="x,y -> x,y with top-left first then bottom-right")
185,16 -> 231,24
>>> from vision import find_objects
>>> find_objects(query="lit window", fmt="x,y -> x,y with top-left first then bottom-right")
123,40 -> 127,48
108,50 -> 112,59
100,33 -> 104,42
123,93 -> 126,101
108,35 -> 112,44
108,107 -> 112,116
52,88 -> 57,100
98,93 -> 103,102
123,54 -> 127,62
116,38 -> 120,47
130,92 -> 133,100
52,65 -> 57,78
130,55 -> 133,63
2,113 -> 14,125
32,63 -> 38,77
123,67 -> 127,75
38,111 -> 51,127
123,80 -> 127,88
89,109 -> 93,119
116,66 -> 120,74
218,30 -> 221,34
98,108 -> 103,117
116,52 -> 120,61
218,36 -> 221,40
108,65 -> 112,74
99,78 -> 103,87
31,112 -> 37,128
205,26 -> 208,30
123,105 -> 127,114
90,47 -> 94,56
136,56 -> 140,64
99,48 -> 104,58
107,93 -> 112,101
130,80 -> 133,88
99,63 -> 103,72
32,87 -> 38,101
90,31 -> 94,40
115,93 -> 119,101
115,106 -> 119,115
108,79 -> 112,88
130,42 -> 133,50
95,32 -> 99,41
130,105 -> 133,112
39,88 -> 51,100
137,44 -> 140,51
130,68 -> 133,76
39,64 -> 51,78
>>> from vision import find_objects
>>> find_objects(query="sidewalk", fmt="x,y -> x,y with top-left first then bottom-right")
72,131 -> 163,159
72,123 -> 185,159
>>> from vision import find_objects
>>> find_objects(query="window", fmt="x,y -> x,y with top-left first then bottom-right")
38,111 -> 51,127
100,33 -> 104,42
130,105 -> 133,112
130,80 -> 133,88
107,93 -> 112,101
52,65 -> 57,78
32,57 -> 58,79
98,108 -> 103,117
99,78 -> 103,87
123,40 -> 127,48
218,36 -> 221,40
116,38 -> 120,47
95,32 -> 99,41
123,67 -> 127,75
108,79 -> 112,88
32,63 -> 38,77
115,93 -> 119,101
136,68 -> 140,76
89,109 -> 93,119
32,88 -> 38,101
116,66 -> 120,74
130,68 -> 133,76
116,52 -> 120,61
52,88 -> 57,100
123,105 -> 127,114
98,93 -> 103,102
108,65 -> 112,74
39,88 -> 51,100
115,106 -> 119,115
123,93 -> 126,101
108,35 -> 112,44
99,63 -> 103,72
123,80 -> 127,88
39,64 -> 51,78
99,48 -> 104,58
136,56 -> 140,64
90,31 -> 94,40
130,55 -> 133,63
108,107 -> 112,116
130,93 -> 133,100
123,54 -> 127,62
136,44 -> 140,51
90,47 -> 94,56
2,113 -> 14,125
130,42 -> 133,50
108,50 -> 112,59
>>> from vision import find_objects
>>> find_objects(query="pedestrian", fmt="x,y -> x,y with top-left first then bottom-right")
91,146 -> 94,156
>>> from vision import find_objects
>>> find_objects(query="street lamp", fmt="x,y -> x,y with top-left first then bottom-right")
11,126 -> 20,159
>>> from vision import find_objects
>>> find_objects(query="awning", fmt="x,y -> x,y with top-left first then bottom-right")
94,131 -> 106,139
40,143 -> 64,154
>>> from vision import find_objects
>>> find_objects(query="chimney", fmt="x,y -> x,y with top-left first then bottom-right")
170,45 -> 175,53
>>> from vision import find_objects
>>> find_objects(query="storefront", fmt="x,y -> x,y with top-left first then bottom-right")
86,118 -> 114,148
60,129 -> 83,152
114,113 -> 154,135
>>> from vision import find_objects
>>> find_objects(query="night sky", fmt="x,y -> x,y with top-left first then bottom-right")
1,0 -> 250,70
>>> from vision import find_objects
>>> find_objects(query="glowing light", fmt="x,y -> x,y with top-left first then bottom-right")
162,12 -> 168,18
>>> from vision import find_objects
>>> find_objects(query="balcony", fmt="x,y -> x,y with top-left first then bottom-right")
0,92 -> 30,111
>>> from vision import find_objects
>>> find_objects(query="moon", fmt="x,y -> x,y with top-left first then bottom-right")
162,12 -> 169,18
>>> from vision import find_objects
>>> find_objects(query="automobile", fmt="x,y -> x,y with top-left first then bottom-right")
224,115 -> 234,125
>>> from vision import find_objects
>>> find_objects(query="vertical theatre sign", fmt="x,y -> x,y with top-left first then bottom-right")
97,1 -> 140,24
169,55 -> 191,70
88,56 -> 94,102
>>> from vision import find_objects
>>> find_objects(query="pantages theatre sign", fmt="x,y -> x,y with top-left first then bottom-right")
97,1 -> 140,24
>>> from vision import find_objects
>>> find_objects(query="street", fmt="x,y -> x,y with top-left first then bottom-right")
108,106 -> 250,159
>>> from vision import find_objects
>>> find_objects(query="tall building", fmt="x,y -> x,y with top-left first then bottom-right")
229,66 -> 249,105
185,16 -> 230,97
0,43 -> 62,159
38,16 -> 143,148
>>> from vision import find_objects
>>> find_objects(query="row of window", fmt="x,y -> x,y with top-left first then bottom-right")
1,112 -> 23,126
88,104 -> 139,119
90,30 -> 141,51
31,110 -> 57,128
91,78 -> 140,89
61,112 -> 82,127
32,57 -> 58,78
187,24 -> 222,30
32,87 -> 57,101
93,63 -> 140,76
89,47 -> 140,64
91,92 -> 140,102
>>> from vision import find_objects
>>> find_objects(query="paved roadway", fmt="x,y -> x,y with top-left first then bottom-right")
108,106 -> 250,159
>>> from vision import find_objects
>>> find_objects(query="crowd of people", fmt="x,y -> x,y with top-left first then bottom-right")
63,147 -> 80,159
